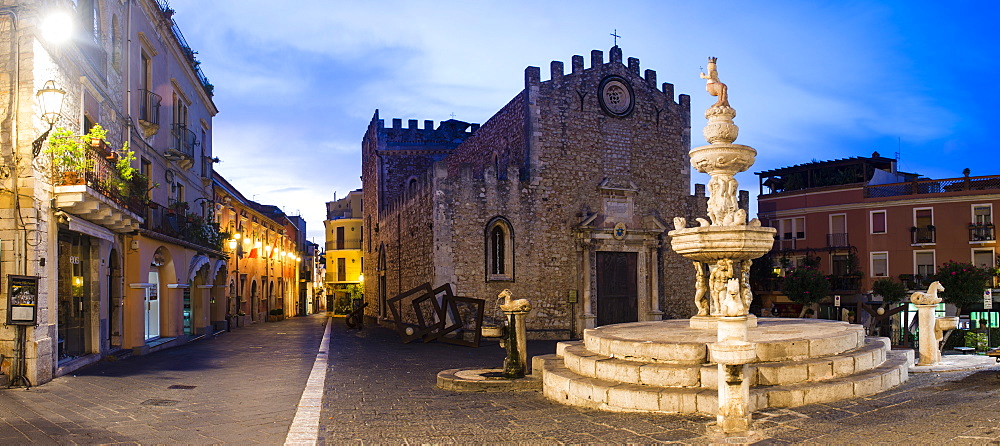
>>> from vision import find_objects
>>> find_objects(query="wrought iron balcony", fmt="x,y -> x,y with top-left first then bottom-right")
139,89 -> 161,125
826,233 -> 850,248
167,123 -> 198,162
910,226 -> 935,244
777,239 -> 797,250
899,274 -> 933,291
865,175 -> 1000,198
970,223 -> 996,242
141,201 -> 227,252
827,275 -> 861,292
50,142 -> 146,232
326,240 -> 362,250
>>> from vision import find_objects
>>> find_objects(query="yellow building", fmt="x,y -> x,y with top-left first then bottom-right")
325,189 -> 363,312
214,173 -> 302,325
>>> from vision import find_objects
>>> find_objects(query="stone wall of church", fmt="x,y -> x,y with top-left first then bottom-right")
443,94 -> 525,179
374,173 -> 436,307
363,47 -> 710,336
430,47 -> 704,338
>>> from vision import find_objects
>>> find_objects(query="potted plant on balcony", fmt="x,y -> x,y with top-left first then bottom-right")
45,127 -> 98,185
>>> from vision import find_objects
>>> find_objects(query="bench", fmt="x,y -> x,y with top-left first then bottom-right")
954,346 -> 976,354
987,349 -> 1000,363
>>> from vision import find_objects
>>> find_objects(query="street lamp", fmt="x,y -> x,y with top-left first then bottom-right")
31,80 -> 65,157
228,232 -> 244,330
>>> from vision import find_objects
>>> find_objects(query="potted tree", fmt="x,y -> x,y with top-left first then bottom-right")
45,128 -> 95,185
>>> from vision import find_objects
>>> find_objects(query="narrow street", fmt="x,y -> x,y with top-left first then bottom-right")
3,314 -> 1000,444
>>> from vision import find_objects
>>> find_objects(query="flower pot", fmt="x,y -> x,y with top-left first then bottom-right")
60,171 -> 84,185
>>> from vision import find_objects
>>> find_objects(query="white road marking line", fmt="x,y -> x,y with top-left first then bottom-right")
284,317 -> 332,446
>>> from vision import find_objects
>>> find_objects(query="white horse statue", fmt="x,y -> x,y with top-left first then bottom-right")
910,281 -> 944,305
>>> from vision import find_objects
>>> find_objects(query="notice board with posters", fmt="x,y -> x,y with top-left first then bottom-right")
7,275 -> 39,325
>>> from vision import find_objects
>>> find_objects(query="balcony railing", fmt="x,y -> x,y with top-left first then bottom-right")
139,89 -> 162,125
899,274 -> 933,291
828,275 -> 861,292
826,233 -> 850,248
51,142 -> 148,216
866,175 -> 1000,198
777,239 -> 797,250
168,124 -> 197,160
326,240 -> 362,250
970,223 -> 996,242
911,226 -> 936,244
141,202 -> 227,251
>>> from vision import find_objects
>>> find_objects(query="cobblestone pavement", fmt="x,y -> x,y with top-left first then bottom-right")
3,314 -> 1000,444
0,315 -> 327,444
320,319 -> 1000,445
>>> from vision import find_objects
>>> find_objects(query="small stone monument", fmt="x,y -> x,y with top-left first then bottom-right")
911,281 -> 958,366
436,290 -> 540,392
499,289 -> 531,379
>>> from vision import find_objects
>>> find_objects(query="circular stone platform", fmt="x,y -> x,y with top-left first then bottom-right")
537,318 -> 910,415
437,368 -> 542,392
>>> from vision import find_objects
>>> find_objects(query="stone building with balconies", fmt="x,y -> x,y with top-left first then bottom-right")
755,153 -> 1000,329
0,0 -> 224,385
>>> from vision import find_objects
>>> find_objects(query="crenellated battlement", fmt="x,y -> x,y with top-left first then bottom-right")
530,45 -> 683,103
379,117 -> 480,134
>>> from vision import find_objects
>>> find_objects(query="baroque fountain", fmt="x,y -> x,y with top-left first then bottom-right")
536,58 -> 911,434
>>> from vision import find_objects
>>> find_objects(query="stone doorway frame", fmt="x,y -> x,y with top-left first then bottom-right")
575,216 -> 666,335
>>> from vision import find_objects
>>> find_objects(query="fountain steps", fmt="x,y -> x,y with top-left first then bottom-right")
534,319 -> 911,415
558,337 -> 891,389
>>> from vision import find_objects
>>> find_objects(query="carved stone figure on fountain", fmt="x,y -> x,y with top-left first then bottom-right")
694,262 -> 710,316
700,56 -> 730,108
709,259 -> 734,316
719,278 -> 745,317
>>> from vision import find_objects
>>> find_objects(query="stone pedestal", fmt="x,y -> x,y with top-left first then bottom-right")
708,316 -> 755,434
502,310 -> 530,378
916,304 -> 939,366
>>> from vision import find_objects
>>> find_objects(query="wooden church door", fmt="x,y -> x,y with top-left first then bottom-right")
596,251 -> 638,326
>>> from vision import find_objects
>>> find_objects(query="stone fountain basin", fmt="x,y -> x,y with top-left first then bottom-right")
689,143 -> 757,174
668,225 -> 776,262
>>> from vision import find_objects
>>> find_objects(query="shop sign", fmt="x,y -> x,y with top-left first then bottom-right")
7,275 -> 39,325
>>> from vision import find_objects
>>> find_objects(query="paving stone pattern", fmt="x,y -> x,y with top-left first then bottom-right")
319,319 -> 1000,445
3,314 -> 1000,444
0,315 -> 326,444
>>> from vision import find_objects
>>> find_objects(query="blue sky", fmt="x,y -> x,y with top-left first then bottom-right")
167,0 -> 999,242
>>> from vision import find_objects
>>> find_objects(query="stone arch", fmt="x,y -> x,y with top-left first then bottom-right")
187,255 -> 211,283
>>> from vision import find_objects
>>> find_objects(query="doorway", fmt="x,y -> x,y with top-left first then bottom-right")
596,251 -> 638,326
145,270 -> 160,340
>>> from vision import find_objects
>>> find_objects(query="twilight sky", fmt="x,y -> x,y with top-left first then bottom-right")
167,0 -> 999,243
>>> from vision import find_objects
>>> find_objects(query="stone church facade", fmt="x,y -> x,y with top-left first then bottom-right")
361,46 -> 707,339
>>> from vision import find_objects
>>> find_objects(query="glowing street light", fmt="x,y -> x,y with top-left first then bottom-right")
40,10 -> 74,44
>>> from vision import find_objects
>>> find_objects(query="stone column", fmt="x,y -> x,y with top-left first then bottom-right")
648,243 -> 662,319
708,316 -> 755,434
580,241 -> 595,329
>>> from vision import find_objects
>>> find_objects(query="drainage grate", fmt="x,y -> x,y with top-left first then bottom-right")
168,385 -> 197,390
140,399 -> 179,407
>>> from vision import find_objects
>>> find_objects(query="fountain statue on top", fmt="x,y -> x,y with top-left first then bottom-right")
668,57 -> 777,434
670,57 -> 775,323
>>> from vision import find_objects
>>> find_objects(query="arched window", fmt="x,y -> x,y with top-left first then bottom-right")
486,217 -> 513,281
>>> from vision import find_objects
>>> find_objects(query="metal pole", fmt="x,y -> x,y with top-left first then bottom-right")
8,325 -> 32,389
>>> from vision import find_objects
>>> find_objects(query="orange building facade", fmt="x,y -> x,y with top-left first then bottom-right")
755,153 -> 999,319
